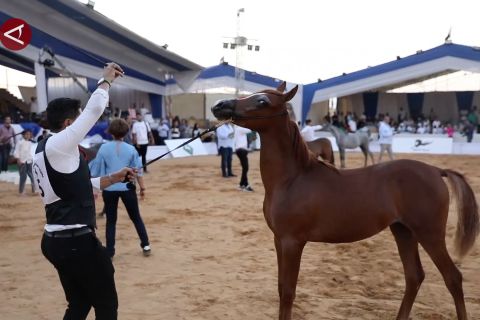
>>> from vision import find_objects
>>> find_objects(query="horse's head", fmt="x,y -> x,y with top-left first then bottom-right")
211,82 -> 298,131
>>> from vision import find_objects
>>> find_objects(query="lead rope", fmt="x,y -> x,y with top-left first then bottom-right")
124,119 -> 232,190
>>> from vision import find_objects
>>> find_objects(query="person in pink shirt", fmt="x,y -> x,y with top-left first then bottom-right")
446,123 -> 454,138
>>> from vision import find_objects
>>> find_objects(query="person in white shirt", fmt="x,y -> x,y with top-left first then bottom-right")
300,119 -> 323,142
378,115 -> 394,162
234,125 -> 253,192
158,119 -> 169,145
132,112 -> 154,172
33,63 -> 135,319
347,115 -> 357,133
216,122 -> 235,177
14,129 -> 34,195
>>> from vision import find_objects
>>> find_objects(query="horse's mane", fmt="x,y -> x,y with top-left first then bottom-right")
287,120 -> 337,171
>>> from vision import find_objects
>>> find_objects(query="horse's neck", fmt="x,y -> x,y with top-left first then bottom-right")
330,126 -> 343,141
259,124 -> 309,190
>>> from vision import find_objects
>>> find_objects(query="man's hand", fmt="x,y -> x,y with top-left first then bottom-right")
103,62 -> 124,84
110,167 -> 136,184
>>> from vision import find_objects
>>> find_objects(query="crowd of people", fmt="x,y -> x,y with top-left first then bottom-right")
313,106 -> 480,142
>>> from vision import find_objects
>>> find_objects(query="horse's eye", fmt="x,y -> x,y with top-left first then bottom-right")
258,100 -> 268,107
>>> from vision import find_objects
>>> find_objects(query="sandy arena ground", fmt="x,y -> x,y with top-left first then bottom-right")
0,151 -> 479,319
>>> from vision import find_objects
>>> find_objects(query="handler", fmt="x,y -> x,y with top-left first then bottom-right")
33,62 -> 133,319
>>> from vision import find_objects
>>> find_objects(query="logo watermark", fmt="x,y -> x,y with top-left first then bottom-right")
0,18 -> 32,51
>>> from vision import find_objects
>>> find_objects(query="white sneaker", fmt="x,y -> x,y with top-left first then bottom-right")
142,245 -> 151,256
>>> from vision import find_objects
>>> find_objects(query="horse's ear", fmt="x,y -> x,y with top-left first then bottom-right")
284,85 -> 298,102
276,81 -> 286,92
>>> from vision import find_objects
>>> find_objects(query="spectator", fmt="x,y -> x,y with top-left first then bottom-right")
378,115 -> 394,162
132,112 -> 154,172
192,123 -> 201,138
446,123 -> 454,138
14,129 -> 35,195
0,116 -> 15,172
216,122 -> 235,178
300,119 -> 322,142
158,119 -> 170,144
170,119 -> 181,139
37,129 -> 49,143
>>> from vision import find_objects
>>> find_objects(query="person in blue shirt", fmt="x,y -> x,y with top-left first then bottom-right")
90,119 -> 151,258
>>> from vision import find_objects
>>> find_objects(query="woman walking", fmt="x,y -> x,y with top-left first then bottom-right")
90,119 -> 151,258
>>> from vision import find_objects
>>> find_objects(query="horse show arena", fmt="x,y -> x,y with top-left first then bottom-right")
0,152 -> 479,319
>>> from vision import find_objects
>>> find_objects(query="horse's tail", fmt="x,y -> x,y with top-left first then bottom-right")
442,169 -> 479,258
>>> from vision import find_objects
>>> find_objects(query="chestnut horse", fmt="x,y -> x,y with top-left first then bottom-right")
211,82 -> 479,320
306,137 -> 335,165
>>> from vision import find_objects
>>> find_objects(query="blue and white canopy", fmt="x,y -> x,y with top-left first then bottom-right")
302,43 -> 480,122
0,0 -> 203,94
165,62 -> 303,121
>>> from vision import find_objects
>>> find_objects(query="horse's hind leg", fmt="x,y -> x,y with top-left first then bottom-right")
360,146 -> 368,167
339,148 -> 346,168
368,150 -> 375,165
418,235 -> 467,319
390,223 -> 425,320
277,238 -> 306,320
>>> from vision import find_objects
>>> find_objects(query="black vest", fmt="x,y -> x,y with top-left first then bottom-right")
35,137 -> 96,227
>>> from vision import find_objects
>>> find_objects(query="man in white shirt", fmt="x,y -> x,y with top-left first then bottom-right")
132,112 -> 154,172
234,125 -> 253,191
378,115 -> 394,162
216,122 -> 235,177
158,119 -> 169,145
300,119 -> 323,142
14,129 -> 35,195
33,63 -> 135,319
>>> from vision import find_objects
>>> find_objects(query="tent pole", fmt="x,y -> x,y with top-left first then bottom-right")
34,61 -> 48,114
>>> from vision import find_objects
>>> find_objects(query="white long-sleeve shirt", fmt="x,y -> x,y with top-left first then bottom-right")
378,121 -> 394,144
14,138 -> 33,164
45,88 -> 108,190
234,125 -> 251,150
301,124 -> 322,142
216,123 -> 235,149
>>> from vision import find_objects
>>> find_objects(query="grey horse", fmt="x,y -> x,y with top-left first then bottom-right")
323,123 -> 374,168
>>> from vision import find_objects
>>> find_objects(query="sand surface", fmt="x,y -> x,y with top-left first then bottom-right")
0,152 -> 479,319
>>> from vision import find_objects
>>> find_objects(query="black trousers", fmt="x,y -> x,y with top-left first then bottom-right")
135,144 -> 148,171
102,189 -> 149,257
219,147 -> 233,177
0,144 -> 11,172
235,148 -> 249,187
41,232 -> 118,320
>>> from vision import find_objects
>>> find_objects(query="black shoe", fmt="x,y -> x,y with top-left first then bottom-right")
242,185 -> 254,192
227,174 -> 236,177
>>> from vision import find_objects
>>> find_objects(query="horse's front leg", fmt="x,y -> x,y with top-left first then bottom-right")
278,238 -> 306,320
274,236 -> 283,297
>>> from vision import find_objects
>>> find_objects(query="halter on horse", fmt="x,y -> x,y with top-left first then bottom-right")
211,82 -> 479,320
322,123 -> 374,168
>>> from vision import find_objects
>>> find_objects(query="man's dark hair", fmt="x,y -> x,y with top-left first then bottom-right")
46,98 -> 81,131
305,119 -> 312,125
